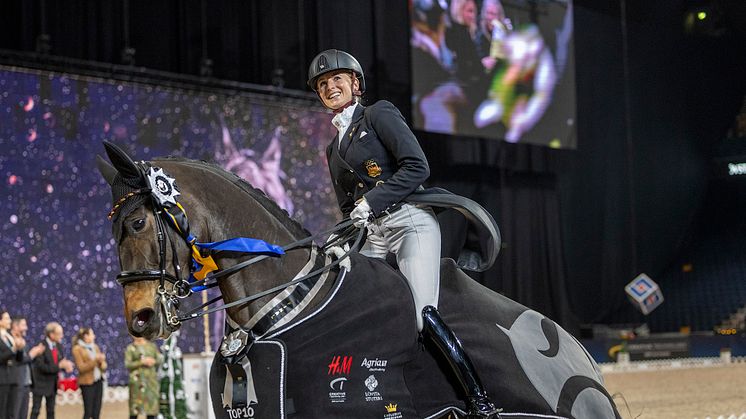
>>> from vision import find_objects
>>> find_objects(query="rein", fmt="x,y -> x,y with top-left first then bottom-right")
187,219 -> 356,290
176,219 -> 363,322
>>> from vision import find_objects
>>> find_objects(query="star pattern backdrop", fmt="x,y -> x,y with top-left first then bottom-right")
0,65 -> 338,385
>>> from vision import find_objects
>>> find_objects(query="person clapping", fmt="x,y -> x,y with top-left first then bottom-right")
30,321 -> 74,419
73,327 -> 107,419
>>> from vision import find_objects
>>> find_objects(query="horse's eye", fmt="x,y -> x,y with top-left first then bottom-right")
132,219 -> 146,232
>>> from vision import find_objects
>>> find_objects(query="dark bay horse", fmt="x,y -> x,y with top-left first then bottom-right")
97,142 -> 621,419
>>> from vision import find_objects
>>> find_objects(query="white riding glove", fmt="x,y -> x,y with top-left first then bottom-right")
350,197 -> 372,228
324,231 -> 351,271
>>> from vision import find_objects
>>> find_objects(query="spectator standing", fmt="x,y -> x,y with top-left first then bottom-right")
444,0 -> 485,133
474,0 -> 512,71
1,309 -> 23,419
30,322 -> 74,419
125,336 -> 162,419
10,317 -> 45,419
72,327 -> 107,419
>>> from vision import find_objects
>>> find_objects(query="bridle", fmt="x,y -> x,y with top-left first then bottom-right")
109,166 -> 364,334
114,200 -> 193,330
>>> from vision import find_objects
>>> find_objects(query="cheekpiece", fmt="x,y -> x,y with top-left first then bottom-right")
146,166 -> 180,208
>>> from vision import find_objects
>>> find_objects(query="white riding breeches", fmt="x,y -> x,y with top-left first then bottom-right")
360,203 -> 441,331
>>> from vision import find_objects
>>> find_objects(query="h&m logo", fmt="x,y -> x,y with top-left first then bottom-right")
327,355 -> 353,375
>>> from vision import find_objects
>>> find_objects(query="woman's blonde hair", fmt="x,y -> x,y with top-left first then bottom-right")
450,0 -> 478,36
74,327 -> 92,346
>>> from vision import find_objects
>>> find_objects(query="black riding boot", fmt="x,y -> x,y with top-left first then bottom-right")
422,306 -> 500,419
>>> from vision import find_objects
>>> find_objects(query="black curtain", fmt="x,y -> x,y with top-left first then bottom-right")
426,139 -> 576,330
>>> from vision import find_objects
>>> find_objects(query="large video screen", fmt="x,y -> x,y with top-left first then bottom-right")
411,0 -> 576,148
0,65 -> 337,384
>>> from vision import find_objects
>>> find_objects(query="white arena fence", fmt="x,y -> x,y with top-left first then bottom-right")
599,353 -> 746,374
54,353 -> 746,419
55,384 -> 129,406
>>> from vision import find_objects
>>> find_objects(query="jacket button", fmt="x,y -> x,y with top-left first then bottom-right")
357,182 -> 364,188
346,192 -> 352,197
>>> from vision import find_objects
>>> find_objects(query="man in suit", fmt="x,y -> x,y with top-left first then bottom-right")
30,322 -> 74,419
1,309 -> 24,419
11,317 -> 45,419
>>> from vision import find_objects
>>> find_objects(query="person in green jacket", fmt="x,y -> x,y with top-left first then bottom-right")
125,336 -> 163,419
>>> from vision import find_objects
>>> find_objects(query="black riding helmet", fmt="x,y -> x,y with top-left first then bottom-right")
307,49 -> 366,93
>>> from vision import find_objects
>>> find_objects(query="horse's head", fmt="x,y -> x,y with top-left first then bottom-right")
97,142 -> 191,340
98,140 -> 321,345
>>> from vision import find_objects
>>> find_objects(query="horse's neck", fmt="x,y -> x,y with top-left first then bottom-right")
164,160 -> 336,331
186,172 -> 312,327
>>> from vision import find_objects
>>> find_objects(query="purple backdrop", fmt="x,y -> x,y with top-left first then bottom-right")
0,65 -> 338,385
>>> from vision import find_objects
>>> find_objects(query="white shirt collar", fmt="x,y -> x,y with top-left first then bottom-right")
331,103 -> 359,145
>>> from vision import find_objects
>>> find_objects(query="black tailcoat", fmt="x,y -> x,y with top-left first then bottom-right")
0,337 -> 22,385
326,100 -> 430,217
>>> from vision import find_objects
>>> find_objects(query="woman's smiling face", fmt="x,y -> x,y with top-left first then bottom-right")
316,70 -> 360,110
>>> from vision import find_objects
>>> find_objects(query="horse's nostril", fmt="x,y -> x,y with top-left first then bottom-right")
132,309 -> 155,331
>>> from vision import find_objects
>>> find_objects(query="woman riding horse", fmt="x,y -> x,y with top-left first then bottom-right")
308,48 -> 499,419
97,139 -> 620,418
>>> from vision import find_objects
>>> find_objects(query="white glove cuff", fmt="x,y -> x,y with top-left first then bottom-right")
356,197 -> 371,213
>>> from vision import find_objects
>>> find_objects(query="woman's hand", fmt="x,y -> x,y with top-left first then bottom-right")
350,198 -> 372,228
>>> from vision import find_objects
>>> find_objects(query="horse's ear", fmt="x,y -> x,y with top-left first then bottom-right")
96,155 -> 118,186
103,141 -> 141,180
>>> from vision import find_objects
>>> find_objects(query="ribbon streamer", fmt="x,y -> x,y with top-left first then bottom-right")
161,203 -> 284,286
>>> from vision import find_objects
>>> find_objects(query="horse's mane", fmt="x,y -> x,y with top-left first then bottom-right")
153,156 -> 311,239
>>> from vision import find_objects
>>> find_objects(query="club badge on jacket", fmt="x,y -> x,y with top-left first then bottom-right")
365,160 -> 382,178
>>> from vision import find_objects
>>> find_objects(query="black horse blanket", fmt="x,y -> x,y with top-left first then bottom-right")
210,253 -> 620,419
